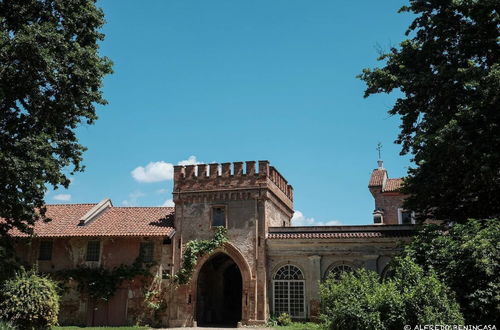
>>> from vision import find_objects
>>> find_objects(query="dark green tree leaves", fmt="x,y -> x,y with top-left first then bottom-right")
401,219 -> 500,324
0,0 -> 113,236
359,0 -> 500,222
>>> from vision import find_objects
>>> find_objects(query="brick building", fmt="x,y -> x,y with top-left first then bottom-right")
12,160 -> 414,327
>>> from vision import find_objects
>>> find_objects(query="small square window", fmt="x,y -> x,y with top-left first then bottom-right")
398,208 -> 415,225
139,242 -> 154,262
38,241 -> 53,261
212,206 -> 226,227
86,241 -> 100,262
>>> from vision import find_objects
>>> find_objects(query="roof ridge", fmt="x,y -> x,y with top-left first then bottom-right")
44,203 -> 98,206
112,206 -> 174,209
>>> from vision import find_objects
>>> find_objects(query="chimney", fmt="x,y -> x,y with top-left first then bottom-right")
377,160 -> 384,169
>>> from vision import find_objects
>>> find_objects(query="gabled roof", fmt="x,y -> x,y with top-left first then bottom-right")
368,162 -> 404,193
9,202 -> 175,238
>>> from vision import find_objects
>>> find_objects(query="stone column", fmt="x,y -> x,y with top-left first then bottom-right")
308,255 -> 321,319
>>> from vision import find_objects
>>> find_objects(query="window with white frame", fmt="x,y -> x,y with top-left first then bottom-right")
273,264 -> 305,318
397,208 -> 415,224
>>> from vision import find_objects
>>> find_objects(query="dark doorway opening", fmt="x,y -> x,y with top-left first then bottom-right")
196,253 -> 242,327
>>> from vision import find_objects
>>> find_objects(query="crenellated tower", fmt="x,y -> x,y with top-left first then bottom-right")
169,160 -> 293,326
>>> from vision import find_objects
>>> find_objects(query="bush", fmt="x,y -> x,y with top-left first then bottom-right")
276,313 -> 293,326
0,320 -> 16,330
320,258 -> 463,330
320,269 -> 404,330
391,257 -> 464,325
0,268 -> 60,329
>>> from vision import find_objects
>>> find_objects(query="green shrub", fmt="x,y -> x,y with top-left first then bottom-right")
0,320 -> 17,330
0,268 -> 60,329
320,269 -> 404,330
320,258 -> 463,330
391,257 -> 464,325
276,312 -> 293,326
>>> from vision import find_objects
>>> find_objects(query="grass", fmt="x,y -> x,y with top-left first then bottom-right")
53,327 -> 148,330
273,322 -> 325,330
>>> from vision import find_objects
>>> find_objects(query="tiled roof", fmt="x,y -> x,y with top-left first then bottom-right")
383,178 -> 403,192
268,225 -> 415,240
10,204 -> 175,238
268,229 -> 414,239
368,168 -> 386,187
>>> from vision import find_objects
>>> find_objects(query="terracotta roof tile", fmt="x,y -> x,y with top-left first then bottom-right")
383,178 -> 403,192
9,204 -> 175,238
368,169 -> 386,187
267,229 -> 414,239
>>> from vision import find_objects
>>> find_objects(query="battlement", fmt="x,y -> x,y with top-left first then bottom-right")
173,160 -> 293,202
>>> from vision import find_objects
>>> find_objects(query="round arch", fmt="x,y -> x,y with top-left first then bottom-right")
190,242 -> 253,324
323,261 -> 357,280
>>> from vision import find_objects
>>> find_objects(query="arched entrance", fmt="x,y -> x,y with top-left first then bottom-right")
196,252 -> 242,326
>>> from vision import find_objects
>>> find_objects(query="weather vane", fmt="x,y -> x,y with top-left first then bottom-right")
376,142 -> 382,160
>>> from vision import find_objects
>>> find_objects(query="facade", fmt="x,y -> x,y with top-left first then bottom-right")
12,160 -> 414,327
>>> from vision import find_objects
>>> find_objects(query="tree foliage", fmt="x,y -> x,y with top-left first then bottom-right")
0,0 -> 113,236
0,268 -> 60,329
401,219 -> 500,324
320,257 -> 463,330
359,0 -> 500,222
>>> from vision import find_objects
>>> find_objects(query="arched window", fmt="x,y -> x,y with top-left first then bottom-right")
326,262 -> 354,280
381,265 -> 394,280
273,265 -> 305,318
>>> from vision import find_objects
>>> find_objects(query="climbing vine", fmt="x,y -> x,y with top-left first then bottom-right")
55,260 -> 153,301
169,226 -> 228,285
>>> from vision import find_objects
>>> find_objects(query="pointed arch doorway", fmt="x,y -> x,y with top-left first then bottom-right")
196,252 -> 242,326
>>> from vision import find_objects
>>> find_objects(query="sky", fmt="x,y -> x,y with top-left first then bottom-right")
48,0 -> 415,226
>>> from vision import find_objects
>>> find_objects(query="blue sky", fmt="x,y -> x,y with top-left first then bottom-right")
48,0 -> 415,226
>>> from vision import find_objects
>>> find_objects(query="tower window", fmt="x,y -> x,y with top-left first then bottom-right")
398,208 -> 415,224
212,206 -> 226,227
38,241 -> 53,261
86,241 -> 101,262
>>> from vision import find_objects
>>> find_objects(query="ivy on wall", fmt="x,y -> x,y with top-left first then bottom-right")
55,260 -> 153,301
169,226 -> 228,285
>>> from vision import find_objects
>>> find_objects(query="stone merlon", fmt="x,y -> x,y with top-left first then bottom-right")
173,160 -> 294,204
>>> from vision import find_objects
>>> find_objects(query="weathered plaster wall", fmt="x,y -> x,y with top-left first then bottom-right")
14,237 -> 172,326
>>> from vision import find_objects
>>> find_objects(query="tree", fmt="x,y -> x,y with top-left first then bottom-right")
320,258 -> 464,330
0,0 -> 113,237
401,219 -> 500,324
359,0 -> 500,223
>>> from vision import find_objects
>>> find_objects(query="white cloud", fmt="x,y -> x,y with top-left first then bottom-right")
131,156 -> 203,183
53,194 -> 71,202
161,199 -> 175,207
177,155 -> 201,166
291,211 -> 342,226
131,161 -> 174,183
156,188 -> 167,194
121,191 -> 145,206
